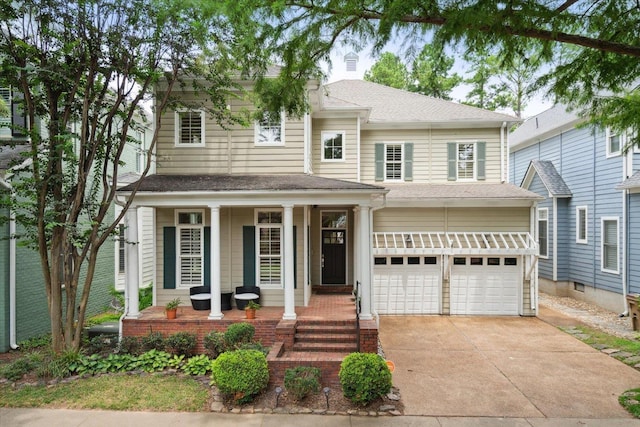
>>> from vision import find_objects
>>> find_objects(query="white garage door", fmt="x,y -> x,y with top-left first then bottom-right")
450,256 -> 521,315
374,256 -> 441,314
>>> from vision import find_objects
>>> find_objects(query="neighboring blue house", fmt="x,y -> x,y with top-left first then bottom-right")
510,104 -> 640,313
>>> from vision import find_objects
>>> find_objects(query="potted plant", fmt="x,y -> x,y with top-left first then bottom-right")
166,298 -> 181,319
245,300 -> 260,319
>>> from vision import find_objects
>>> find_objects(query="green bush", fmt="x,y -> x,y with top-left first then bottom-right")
17,334 -> 51,352
236,341 -> 269,355
284,366 -> 321,400
339,353 -> 392,405
182,354 -> 214,376
140,331 -> 165,352
84,335 -> 118,356
210,349 -> 269,404
36,350 -> 81,379
118,336 -> 142,355
139,283 -> 153,310
165,332 -> 197,357
224,322 -> 255,349
203,331 -> 226,358
0,352 -> 43,381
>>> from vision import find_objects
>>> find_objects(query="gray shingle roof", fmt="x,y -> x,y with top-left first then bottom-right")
323,80 -> 518,124
0,144 -> 31,170
510,104 -> 581,149
524,160 -> 572,197
117,174 -> 387,193
617,170 -> 640,190
383,182 -> 543,201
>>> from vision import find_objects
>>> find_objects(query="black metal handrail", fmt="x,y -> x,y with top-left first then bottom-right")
355,281 -> 360,352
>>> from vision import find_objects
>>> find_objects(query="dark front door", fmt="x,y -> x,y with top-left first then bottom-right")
322,230 -> 346,284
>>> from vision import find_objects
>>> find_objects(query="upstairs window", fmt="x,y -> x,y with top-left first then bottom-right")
606,127 -> 622,157
255,111 -> 284,145
576,206 -> 588,244
601,217 -> 619,274
176,211 -> 204,288
175,110 -> 205,146
385,144 -> 403,181
448,141 -> 486,181
538,208 -> 548,258
375,142 -> 413,182
322,131 -> 345,161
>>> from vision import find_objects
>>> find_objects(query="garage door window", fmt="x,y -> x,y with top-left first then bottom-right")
470,257 -> 483,265
488,258 -> 500,266
374,257 -> 387,265
407,257 -> 420,265
504,258 -> 517,266
453,257 -> 466,265
424,257 -> 437,265
391,257 -> 404,265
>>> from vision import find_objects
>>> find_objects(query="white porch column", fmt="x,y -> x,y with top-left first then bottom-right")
208,205 -> 223,320
125,206 -> 140,319
353,207 -> 360,293
282,204 -> 297,320
358,204 -> 373,320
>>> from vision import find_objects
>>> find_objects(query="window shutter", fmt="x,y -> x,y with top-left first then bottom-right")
163,227 -> 176,289
293,226 -> 297,289
204,227 -> 210,287
477,141 -> 486,180
404,142 -> 413,181
11,91 -> 26,137
375,143 -> 384,181
447,142 -> 456,181
243,226 -> 256,286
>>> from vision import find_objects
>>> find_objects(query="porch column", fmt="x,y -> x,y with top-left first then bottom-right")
353,207 -> 360,293
283,204 -> 297,320
358,204 -> 373,320
125,206 -> 140,319
208,205 -> 223,320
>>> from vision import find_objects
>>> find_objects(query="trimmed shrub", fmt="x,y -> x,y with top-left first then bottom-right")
211,349 -> 269,404
165,332 -> 197,357
224,322 -> 255,349
0,352 -> 43,381
203,331 -> 225,358
339,352 -> 392,405
284,366 -> 321,400
140,331 -> 165,352
118,336 -> 142,355
236,341 -> 269,355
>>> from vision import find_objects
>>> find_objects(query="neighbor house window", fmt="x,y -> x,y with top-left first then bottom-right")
606,127 -> 622,157
322,131 -> 345,161
576,206 -> 588,244
118,224 -> 126,274
601,217 -> 619,273
135,130 -> 145,173
538,208 -> 548,258
175,110 -> 205,146
255,111 -> 284,145
0,87 -> 10,139
385,144 -> 403,181
176,210 -> 204,287
256,210 -> 282,287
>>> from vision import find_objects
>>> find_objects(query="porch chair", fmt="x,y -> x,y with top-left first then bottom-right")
189,286 -> 233,311
234,286 -> 260,310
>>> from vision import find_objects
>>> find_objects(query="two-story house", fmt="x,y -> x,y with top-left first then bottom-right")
117,78 -> 541,327
510,104 -> 640,314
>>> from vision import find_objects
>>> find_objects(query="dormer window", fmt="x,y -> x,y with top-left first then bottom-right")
322,131 -> 345,161
255,111 -> 285,146
175,110 -> 205,146
447,141 -> 486,181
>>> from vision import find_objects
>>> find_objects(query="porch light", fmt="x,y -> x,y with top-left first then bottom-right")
275,386 -> 283,407
405,234 -> 413,248
323,386 -> 331,409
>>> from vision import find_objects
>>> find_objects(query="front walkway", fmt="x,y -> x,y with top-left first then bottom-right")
379,314 -> 640,419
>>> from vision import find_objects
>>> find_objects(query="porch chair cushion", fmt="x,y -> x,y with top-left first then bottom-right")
189,286 -> 211,311
234,286 -> 260,310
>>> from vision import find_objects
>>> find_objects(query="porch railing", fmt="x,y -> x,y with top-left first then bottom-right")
355,280 -> 360,352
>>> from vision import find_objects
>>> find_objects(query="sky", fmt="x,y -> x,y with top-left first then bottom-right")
323,46 -> 553,120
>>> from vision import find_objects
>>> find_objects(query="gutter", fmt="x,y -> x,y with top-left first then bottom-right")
501,121 -> 507,183
620,147 -> 630,317
0,177 -> 18,349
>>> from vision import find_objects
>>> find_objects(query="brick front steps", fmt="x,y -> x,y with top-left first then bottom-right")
293,321 -> 358,353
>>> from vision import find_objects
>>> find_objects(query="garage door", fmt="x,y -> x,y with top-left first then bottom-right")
374,256 -> 441,314
450,256 -> 520,315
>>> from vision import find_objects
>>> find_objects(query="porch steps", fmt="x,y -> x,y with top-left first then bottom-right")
312,285 -> 353,294
292,320 -> 358,353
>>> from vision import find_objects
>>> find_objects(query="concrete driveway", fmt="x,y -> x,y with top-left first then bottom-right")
379,315 -> 640,419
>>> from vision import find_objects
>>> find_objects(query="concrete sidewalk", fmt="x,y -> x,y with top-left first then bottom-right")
2,408 -> 639,427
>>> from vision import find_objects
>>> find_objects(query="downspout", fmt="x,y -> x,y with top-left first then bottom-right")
501,122 -> 507,183
370,197 -> 387,326
620,145 -> 630,316
552,197 -> 558,282
356,116 -> 361,182
303,112 -> 311,174
1,177 -> 18,349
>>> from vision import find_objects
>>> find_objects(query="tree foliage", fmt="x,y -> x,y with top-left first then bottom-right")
227,0 -> 640,147
408,44 -> 461,100
0,0 -> 245,353
363,52 -> 409,89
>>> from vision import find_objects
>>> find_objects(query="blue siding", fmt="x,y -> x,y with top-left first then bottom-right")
529,174 -> 553,280
629,193 -> 640,295
511,122 -> 627,297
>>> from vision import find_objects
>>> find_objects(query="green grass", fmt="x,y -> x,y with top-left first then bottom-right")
0,374 -> 209,411
572,325 -> 640,355
85,312 -> 122,326
620,389 -> 640,418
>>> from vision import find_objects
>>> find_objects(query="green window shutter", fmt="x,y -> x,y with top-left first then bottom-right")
375,143 -> 384,181
163,227 -> 176,289
204,227 -> 210,287
477,141 -> 486,180
243,226 -> 256,286
404,142 -> 413,181
293,226 -> 297,289
447,142 -> 457,181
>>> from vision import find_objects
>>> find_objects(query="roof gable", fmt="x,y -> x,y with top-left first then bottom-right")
521,160 -> 572,197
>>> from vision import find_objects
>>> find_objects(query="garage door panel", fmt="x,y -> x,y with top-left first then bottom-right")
374,260 -> 440,315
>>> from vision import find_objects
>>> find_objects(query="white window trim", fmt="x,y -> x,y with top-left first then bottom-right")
255,209 -> 284,288
601,216 -> 619,274
254,111 -> 285,146
456,142 -> 477,181
576,206 -> 588,244
538,208 -> 549,259
605,127 -> 622,158
321,130 -> 346,162
174,110 -> 205,147
0,87 -> 11,139
175,209 -> 205,289
384,142 -> 404,182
